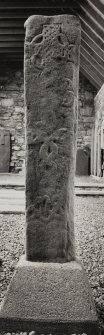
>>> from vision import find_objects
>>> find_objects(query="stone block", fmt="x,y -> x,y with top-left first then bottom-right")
12,145 -> 20,150
18,137 -> 24,144
78,130 -> 86,137
80,107 -> 93,117
0,256 -> 99,334
10,162 -> 15,167
83,136 -> 91,143
16,150 -> 24,157
15,106 -> 24,114
83,117 -> 94,124
1,98 -> 13,107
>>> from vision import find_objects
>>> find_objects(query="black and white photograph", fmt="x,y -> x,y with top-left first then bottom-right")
0,1 -> 104,335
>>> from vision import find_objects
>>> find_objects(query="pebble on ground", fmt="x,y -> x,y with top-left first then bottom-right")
0,196 -> 104,334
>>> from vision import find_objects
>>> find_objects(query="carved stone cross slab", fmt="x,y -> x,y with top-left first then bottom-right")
25,15 -> 80,262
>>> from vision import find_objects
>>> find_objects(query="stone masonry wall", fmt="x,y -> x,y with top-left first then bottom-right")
0,63 -> 97,173
0,63 -> 25,173
78,73 -> 97,150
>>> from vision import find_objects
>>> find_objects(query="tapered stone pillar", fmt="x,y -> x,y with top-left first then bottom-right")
25,15 -> 80,262
0,15 -> 99,335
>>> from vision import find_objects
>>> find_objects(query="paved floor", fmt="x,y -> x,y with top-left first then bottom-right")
0,174 -> 25,212
0,189 -> 25,213
0,174 -> 104,212
0,173 -> 25,187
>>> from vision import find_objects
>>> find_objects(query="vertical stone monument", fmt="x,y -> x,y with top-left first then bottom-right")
0,129 -> 10,172
0,15 -> 99,334
25,15 -> 79,262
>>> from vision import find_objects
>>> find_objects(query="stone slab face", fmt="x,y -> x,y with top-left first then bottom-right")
76,147 -> 90,176
0,129 -> 10,172
24,15 -> 81,262
0,256 -> 99,334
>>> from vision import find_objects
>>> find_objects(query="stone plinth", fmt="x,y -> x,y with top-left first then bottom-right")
25,15 -> 80,262
0,256 -> 99,334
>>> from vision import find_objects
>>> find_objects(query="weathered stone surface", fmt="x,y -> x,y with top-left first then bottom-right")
0,256 -> 99,334
92,84 -> 104,177
76,146 -> 91,176
24,15 -> 81,261
1,98 -> 13,107
0,129 -> 10,172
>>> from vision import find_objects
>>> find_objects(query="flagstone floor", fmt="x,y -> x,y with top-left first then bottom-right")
0,174 -> 104,212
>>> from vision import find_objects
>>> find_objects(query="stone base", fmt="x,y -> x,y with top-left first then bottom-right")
0,256 -> 100,334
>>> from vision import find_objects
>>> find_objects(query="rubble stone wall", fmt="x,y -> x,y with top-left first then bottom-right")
0,64 -> 25,173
